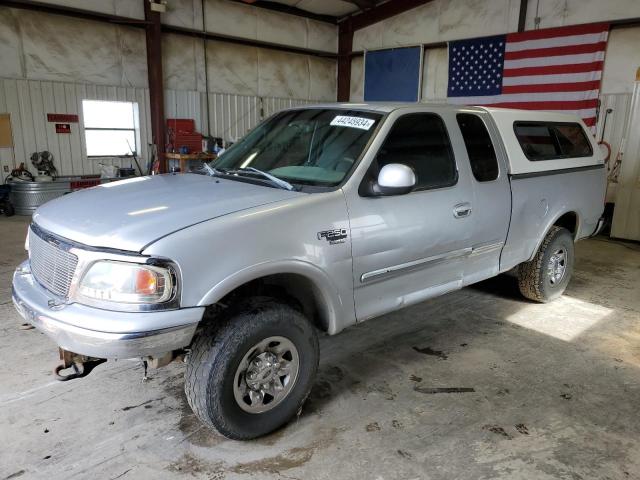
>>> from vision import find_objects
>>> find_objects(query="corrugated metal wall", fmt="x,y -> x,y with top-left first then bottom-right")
0,78 -> 320,179
0,78 -> 151,178
164,90 -> 316,143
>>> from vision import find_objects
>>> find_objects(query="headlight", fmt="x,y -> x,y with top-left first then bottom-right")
77,261 -> 174,304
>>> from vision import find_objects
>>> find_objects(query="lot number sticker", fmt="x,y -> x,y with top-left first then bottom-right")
330,116 -> 375,130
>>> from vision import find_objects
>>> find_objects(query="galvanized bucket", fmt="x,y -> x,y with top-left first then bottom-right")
8,179 -> 71,216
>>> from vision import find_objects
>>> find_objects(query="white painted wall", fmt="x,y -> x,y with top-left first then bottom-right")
422,47 -> 449,102
349,56 -> 364,102
524,0 -> 640,30
162,34 -> 336,99
0,8 -> 148,88
25,0 -> 338,53
30,0 -> 145,19
601,28 -> 640,95
350,0 -> 640,101
165,0 -> 337,53
353,0 -> 521,51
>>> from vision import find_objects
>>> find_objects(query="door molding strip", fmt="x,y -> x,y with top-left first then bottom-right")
360,247 -> 472,283
360,241 -> 505,283
469,241 -> 504,257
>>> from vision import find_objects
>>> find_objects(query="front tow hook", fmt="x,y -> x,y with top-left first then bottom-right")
53,348 -> 106,381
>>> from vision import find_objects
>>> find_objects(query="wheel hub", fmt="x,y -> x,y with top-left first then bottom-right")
547,248 -> 567,285
233,336 -> 300,414
245,352 -> 280,390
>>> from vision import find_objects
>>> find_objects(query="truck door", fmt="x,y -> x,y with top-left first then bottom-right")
455,112 -> 511,285
345,111 -> 475,321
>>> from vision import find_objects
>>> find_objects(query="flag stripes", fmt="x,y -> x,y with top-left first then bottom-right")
447,22 -> 610,131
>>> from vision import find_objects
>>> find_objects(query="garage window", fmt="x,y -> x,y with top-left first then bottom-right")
456,114 -> 499,182
373,113 -> 457,190
82,100 -> 138,157
514,121 -> 593,161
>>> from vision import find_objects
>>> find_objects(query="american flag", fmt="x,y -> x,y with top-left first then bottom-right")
447,23 -> 610,131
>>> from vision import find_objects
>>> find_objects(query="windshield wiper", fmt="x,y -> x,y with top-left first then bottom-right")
231,167 -> 295,191
202,163 -> 222,177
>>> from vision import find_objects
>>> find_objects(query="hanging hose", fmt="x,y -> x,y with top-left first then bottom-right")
54,359 -> 106,381
53,348 -> 107,381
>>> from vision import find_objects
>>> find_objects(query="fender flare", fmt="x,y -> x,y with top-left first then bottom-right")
527,210 -> 581,262
196,259 -> 348,335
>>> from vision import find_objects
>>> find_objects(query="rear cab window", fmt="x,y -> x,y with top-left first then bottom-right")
513,122 -> 593,161
456,114 -> 499,182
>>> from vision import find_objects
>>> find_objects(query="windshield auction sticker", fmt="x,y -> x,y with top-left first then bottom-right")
330,116 -> 375,130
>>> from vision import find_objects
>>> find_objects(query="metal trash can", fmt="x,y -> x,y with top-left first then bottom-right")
9,179 -> 72,216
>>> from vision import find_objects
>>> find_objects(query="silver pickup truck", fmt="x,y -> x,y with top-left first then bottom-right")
12,103 -> 605,439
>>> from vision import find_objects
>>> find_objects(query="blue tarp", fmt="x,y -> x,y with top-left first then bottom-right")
364,47 -> 421,102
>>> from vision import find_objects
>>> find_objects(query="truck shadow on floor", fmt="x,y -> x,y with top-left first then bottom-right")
300,265 -> 635,421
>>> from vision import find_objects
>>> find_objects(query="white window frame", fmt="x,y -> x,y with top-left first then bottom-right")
82,100 -> 140,158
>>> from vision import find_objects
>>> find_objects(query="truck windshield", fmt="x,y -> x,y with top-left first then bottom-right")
211,109 -> 383,188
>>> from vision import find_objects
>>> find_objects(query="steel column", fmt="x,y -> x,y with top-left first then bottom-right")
518,0 -> 528,32
337,19 -> 354,102
144,0 -> 166,173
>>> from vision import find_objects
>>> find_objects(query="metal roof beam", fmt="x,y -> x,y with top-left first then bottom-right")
343,0 -> 434,31
232,0 -> 337,24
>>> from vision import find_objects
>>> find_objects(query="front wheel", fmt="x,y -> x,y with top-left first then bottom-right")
184,298 -> 319,440
517,226 -> 574,303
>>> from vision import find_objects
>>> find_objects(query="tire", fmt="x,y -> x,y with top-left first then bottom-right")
517,226 -> 574,303
184,297 -> 319,440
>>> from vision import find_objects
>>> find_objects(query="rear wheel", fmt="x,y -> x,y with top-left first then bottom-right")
517,226 -> 574,303
184,298 -> 319,440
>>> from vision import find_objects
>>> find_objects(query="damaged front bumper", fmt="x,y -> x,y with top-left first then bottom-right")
12,261 -> 204,360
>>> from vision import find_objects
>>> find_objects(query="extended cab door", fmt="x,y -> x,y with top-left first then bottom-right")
344,111 -> 475,321
455,112 -> 511,285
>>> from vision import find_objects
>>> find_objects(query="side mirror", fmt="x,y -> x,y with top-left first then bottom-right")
362,163 -> 415,196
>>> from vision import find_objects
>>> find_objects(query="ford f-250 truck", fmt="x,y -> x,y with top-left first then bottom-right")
12,103 -> 605,439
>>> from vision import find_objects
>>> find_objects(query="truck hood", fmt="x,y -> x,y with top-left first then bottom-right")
33,174 -> 303,252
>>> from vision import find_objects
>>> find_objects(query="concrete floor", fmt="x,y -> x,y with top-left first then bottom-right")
1,214 -> 639,480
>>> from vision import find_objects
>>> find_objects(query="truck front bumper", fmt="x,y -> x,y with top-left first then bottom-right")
12,261 -> 204,359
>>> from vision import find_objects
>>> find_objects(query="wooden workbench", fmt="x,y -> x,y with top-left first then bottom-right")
165,152 -> 217,173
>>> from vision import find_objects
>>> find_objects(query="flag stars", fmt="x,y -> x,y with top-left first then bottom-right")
449,36 -> 505,96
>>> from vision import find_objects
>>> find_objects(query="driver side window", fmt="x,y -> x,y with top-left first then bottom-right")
374,113 -> 458,191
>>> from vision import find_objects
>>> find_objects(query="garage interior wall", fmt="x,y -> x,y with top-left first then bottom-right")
347,0 -> 640,205
0,0 -> 337,177
349,0 -> 640,102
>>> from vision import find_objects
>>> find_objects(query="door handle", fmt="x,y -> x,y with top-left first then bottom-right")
453,203 -> 472,218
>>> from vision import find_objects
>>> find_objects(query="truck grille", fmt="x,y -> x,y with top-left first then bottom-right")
29,227 -> 78,298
